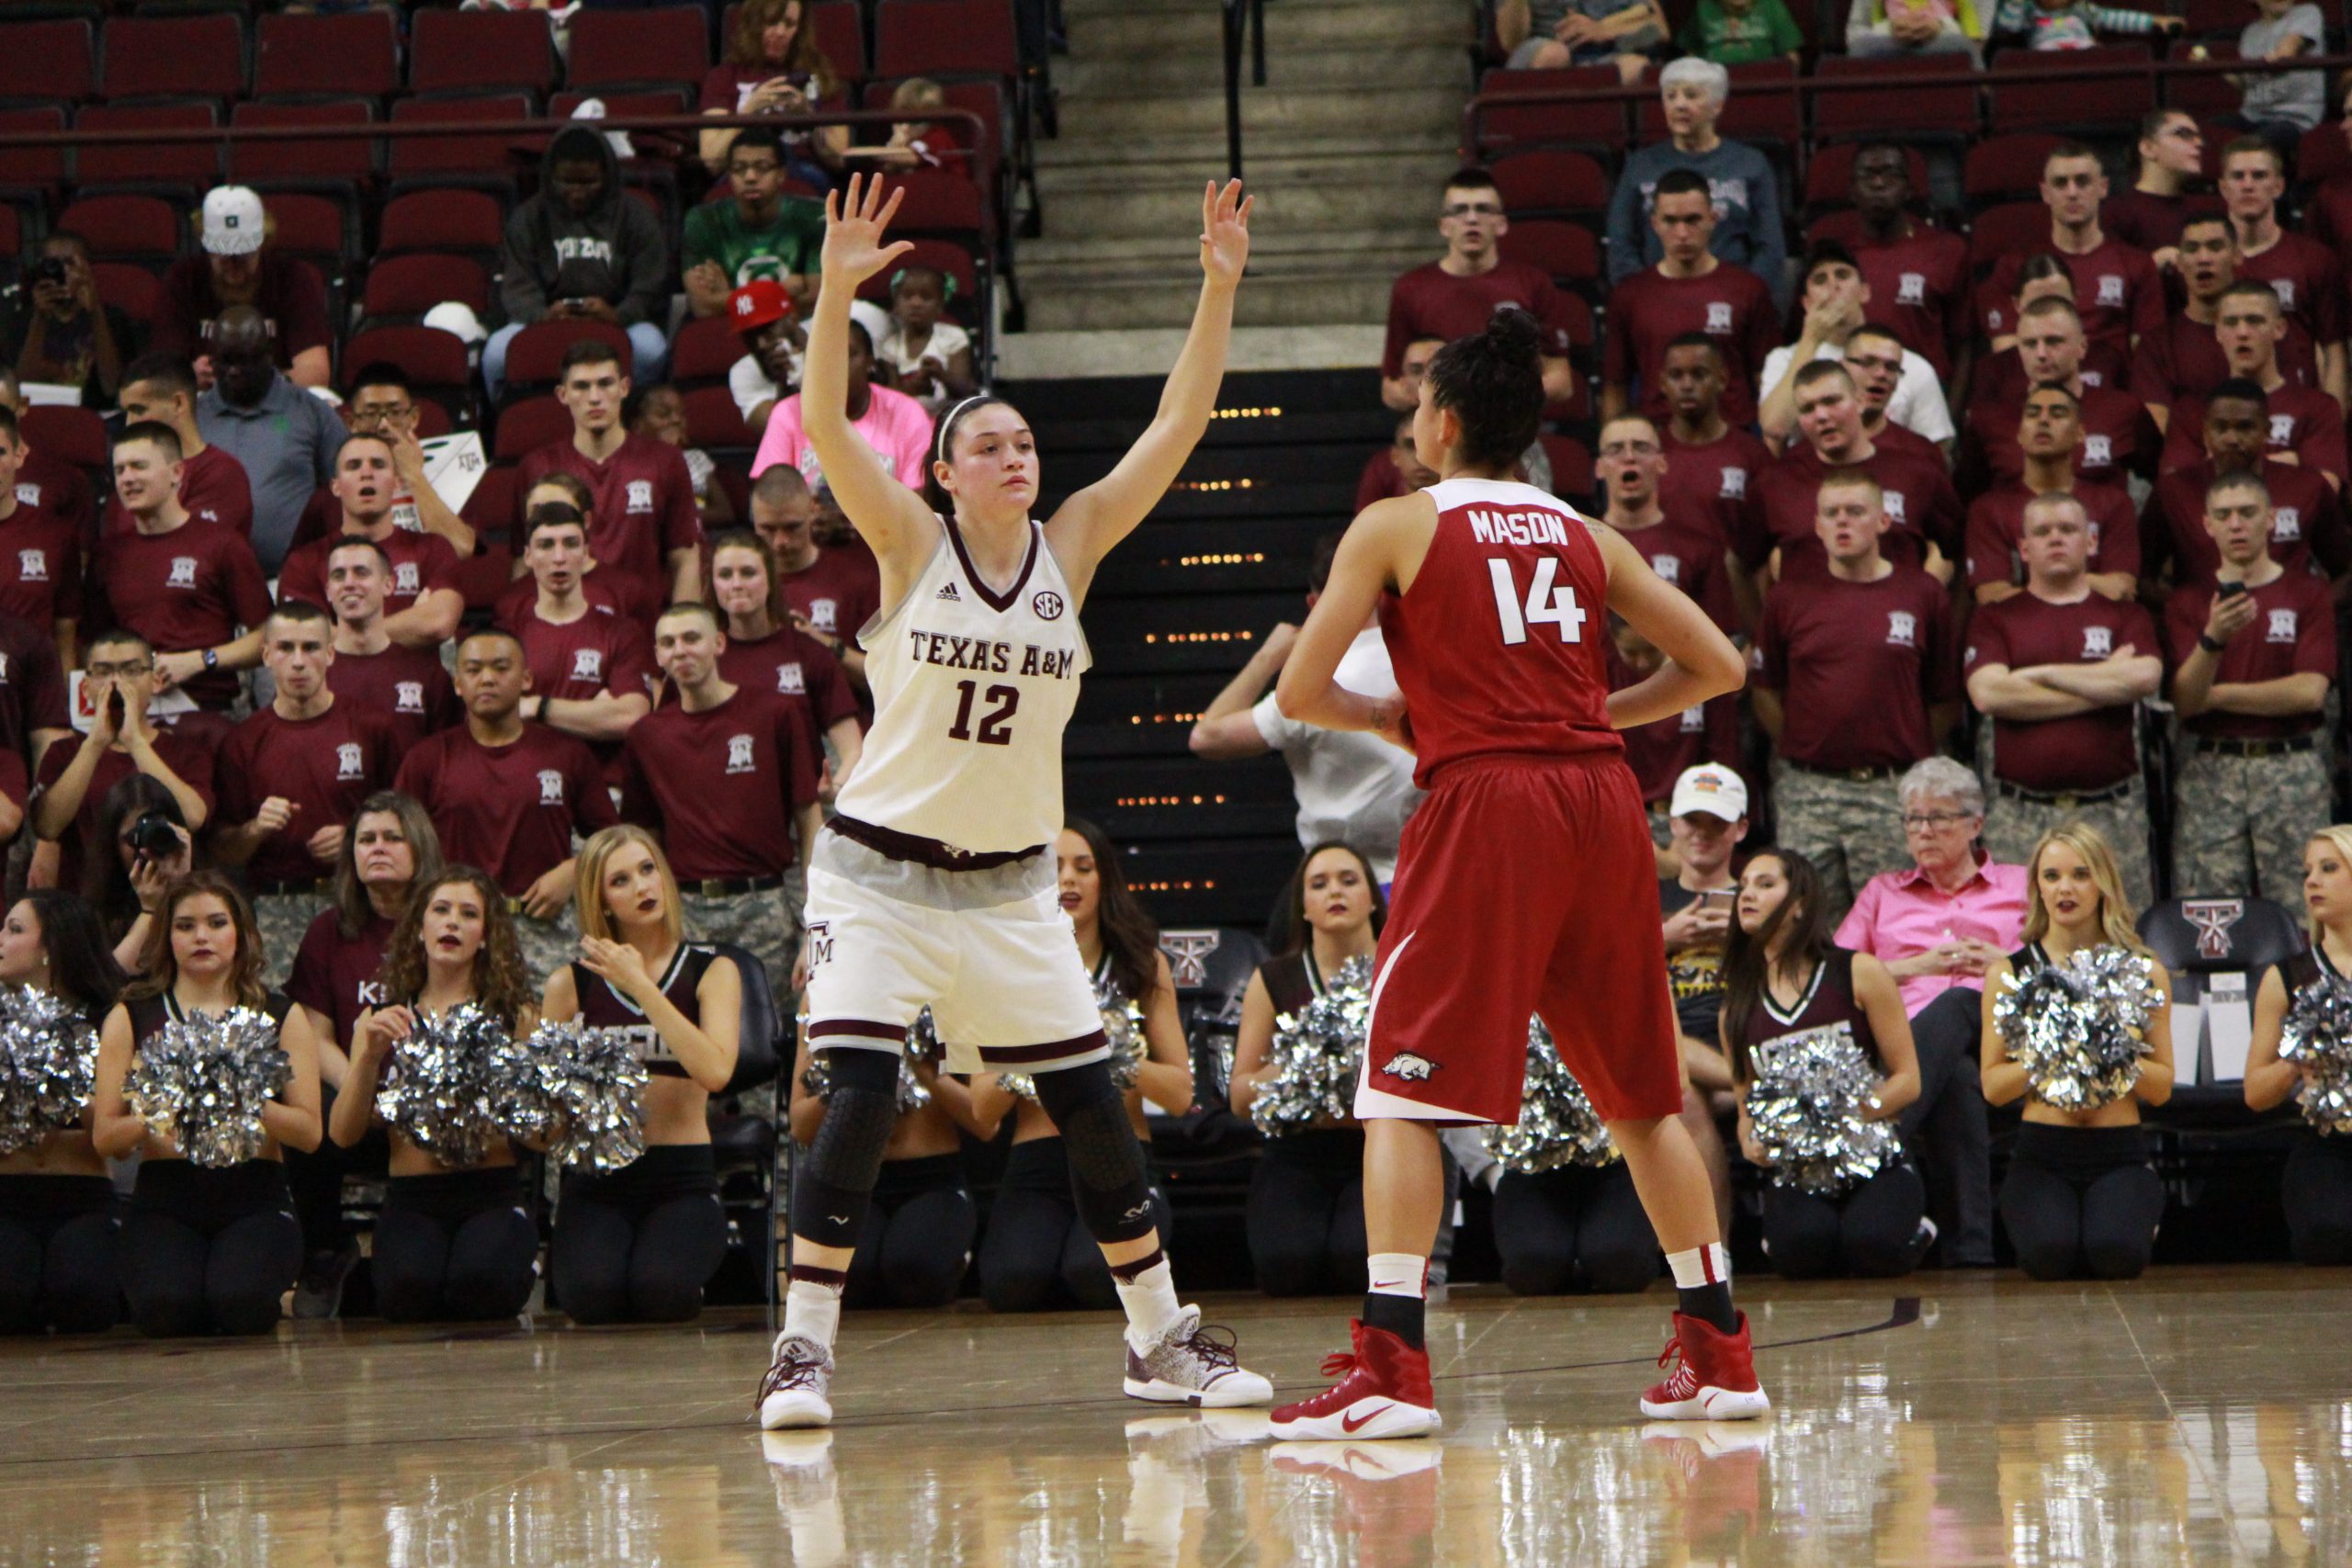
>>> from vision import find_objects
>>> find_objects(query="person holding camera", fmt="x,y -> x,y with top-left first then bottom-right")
33,631 -> 213,897
6,232 -> 130,408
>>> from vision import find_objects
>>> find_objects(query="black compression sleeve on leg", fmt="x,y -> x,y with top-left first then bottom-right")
791,1048 -> 900,1248
1032,1058 -> 1158,1245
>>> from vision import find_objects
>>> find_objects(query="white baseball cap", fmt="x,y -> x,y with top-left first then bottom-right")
1669,763 -> 1748,821
201,186 -> 266,256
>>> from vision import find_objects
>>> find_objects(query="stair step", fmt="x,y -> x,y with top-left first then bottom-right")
1058,41 -> 1468,96
1069,1 -> 1466,53
1029,180 -> 1442,240
1051,85 -> 1466,141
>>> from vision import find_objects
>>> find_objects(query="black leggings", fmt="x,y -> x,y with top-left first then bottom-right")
2283,1134 -> 2352,1267
0,1175 -> 120,1335
1245,1128 -> 1367,1297
552,1145 -> 728,1325
373,1166 -> 538,1324
120,1160 -> 303,1337
978,1136 -> 1172,1313
1490,1161 -> 1658,1295
283,1083 -> 389,1257
1761,1161 -> 1929,1280
845,1153 -> 977,1309
1997,1122 -> 2165,1281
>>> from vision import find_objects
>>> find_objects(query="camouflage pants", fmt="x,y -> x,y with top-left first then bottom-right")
681,875 -> 802,1011
253,889 -> 332,991
1983,776 -> 2154,912
1770,763 -> 1908,919
514,908 -> 582,996
2173,742 -> 2332,904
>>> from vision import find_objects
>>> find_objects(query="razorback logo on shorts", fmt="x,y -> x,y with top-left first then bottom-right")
1380,1052 -> 1440,1081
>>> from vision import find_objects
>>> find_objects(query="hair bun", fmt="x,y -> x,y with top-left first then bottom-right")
1483,307 -> 1544,368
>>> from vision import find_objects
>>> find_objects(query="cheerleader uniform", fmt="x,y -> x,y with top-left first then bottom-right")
1242,951 -> 1370,1298
549,945 -> 731,1324
2275,947 -> 2352,1267
1737,951 -> 1931,1280
977,956 -> 1173,1313
0,1167 -> 119,1335
1995,942 -> 2166,1281
118,994 -> 304,1337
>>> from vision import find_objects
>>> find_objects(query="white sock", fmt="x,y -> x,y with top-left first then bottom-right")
1367,1252 -> 1428,1298
1114,1256 -> 1183,1352
1665,1244 -> 1733,1291
783,1273 -> 844,1352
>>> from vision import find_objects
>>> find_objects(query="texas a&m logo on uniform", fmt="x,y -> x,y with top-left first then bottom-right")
1704,301 -> 1734,335
2276,506 -> 2302,542
395,681 -> 425,714
626,480 -> 654,514
2096,274 -> 2124,308
2267,608 -> 2300,643
393,562 -> 421,596
2271,414 -> 2297,446
725,733 -> 756,774
1886,610 -> 1918,649
17,550 -> 45,582
1897,272 -> 1926,306
11,484 -> 33,508
776,662 -> 806,694
335,742 -> 364,780
2269,278 -> 2298,312
1679,705 -> 1705,733
569,648 -> 605,683
804,919 -> 833,968
2082,435 -> 2111,468
537,769 -> 565,806
1719,468 -> 1747,500
167,557 -> 198,589
1651,556 -> 1681,586
808,598 -> 839,632
2082,626 -> 2112,659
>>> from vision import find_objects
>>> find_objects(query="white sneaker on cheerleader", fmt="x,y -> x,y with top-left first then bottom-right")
1123,1305 -> 1274,1408
757,1333 -> 836,1429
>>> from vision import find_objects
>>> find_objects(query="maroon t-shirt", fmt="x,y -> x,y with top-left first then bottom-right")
34,726 -> 219,892
277,526 -> 461,620
2129,312 -> 2321,411
1968,343 -> 2132,415
1848,221 -> 1972,380
1659,425 -> 1770,554
90,521 -> 274,709
492,567 -> 662,631
514,434 -> 704,613
1356,448 -> 1417,513
715,625 -> 859,731
776,546 -> 881,648
102,445 -> 255,541
0,611 -> 70,761
212,703 -> 401,886
1610,646 -> 1741,806
1963,479 -> 2142,591
0,502 -> 83,633
392,722 -> 619,894
1602,264 -> 1780,427
1755,565 -> 1957,771
1737,441 -> 1964,580
324,642 -> 460,751
2143,458 -> 2346,588
2303,176 -> 2352,258
0,747 -> 27,815
2236,232 -> 2347,349
1965,591 -> 2157,791
618,688 -> 820,880
1381,259 -> 1574,378
286,908 -> 395,1054
16,449 -> 93,548
2162,388 -> 2350,487
1982,241 -> 2165,352
1961,385 -> 2153,489
2164,571 -> 2337,739
152,251 -> 334,371
503,599 -> 657,709
1611,515 -> 1737,632
2100,188 -> 2224,254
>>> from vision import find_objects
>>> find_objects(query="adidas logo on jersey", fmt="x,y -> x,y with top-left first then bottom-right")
936,582 -> 962,602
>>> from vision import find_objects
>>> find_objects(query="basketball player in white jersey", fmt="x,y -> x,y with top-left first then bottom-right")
757,176 -> 1270,1428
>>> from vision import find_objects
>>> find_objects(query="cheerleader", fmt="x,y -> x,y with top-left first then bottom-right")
2245,825 -> 2352,1266
91,872 -> 324,1337
329,868 -> 543,1321
1721,851 -> 1930,1280
970,819 -> 1193,1313
1980,825 -> 2175,1281
1228,841 -> 1379,1297
0,893 -> 129,1333
544,826 -> 741,1325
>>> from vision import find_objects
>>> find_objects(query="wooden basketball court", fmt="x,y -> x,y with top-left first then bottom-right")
5,1268 -> 2346,1565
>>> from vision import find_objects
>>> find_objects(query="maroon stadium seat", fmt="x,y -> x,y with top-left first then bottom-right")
1487,148 -> 1611,218
56,193 -> 181,268
1498,220 -> 1602,293
1802,141 -> 1932,214
461,465 -> 520,551
387,94 -> 535,189
361,253 -> 492,321
0,107 -> 70,199
408,8 -> 559,98
684,385 -> 754,448
1967,199 -> 2053,276
1988,44 -> 2152,136
2165,37 -> 2241,118
1540,434 -> 1593,499
74,103 -> 220,191
229,99 -> 378,187
0,19 -> 97,106
260,192 -> 349,271
0,207 -> 17,269
492,396 -> 576,461
673,314 -> 748,386
889,169 -> 989,241
379,189 -> 507,261
1963,132 -> 2064,208
253,9 -> 401,103
1811,53 -> 1978,142
568,6 -> 712,96
873,0 -> 1019,83
1474,67 -> 1631,155
501,320 -> 636,396
102,13 -> 247,105
23,406 -> 107,471
344,325 -> 475,417
2300,121 -> 2352,186
91,260 -> 161,325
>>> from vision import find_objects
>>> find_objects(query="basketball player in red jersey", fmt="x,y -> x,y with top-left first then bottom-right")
1269,311 -> 1765,1438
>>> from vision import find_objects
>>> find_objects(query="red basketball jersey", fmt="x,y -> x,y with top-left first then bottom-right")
1379,478 -> 1622,788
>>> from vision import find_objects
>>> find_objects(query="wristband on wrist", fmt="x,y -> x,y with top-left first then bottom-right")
2199,634 -> 2226,654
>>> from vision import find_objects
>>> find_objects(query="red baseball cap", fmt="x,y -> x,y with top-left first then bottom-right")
729,280 -> 795,332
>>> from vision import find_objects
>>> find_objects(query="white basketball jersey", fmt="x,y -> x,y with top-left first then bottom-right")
833,515 -> 1091,853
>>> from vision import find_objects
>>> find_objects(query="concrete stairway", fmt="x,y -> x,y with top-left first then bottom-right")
1015,0 -> 1473,340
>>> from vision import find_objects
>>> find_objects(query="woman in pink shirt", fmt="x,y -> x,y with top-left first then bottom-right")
1835,757 -> 2027,1268
751,320 -> 935,494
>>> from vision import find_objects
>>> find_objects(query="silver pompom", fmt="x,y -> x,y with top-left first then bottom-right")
2280,973 -> 2352,1135
123,1007 -> 289,1168
1250,955 -> 1373,1136
1994,946 -> 2162,1111
801,1010 -> 934,1112
0,986 -> 100,1156
488,1020 -> 650,1173
1743,1021 -> 1901,1196
1486,1019 -> 1616,1173
374,1004 -> 514,1168
1002,976 -> 1149,1101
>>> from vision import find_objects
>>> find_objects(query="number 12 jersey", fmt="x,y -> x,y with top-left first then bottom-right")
1379,477 -> 1623,788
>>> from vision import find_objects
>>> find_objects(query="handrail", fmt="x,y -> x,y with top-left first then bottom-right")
0,106 -> 986,152
1218,0 -> 1269,181
1461,49 -> 2352,153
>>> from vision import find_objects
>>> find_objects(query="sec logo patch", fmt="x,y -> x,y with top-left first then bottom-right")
1032,590 -> 1065,620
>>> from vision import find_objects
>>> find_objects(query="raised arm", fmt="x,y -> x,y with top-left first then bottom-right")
1045,181 -> 1252,599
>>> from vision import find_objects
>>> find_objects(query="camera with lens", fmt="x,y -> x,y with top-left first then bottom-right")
128,808 -> 182,862
32,256 -> 69,289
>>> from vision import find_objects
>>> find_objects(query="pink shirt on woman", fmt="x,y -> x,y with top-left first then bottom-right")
751,386 -> 935,493
1836,853 -> 2030,1017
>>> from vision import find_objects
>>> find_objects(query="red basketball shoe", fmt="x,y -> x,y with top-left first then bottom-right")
1267,1321 -> 1441,1441
1639,1311 -> 1771,1420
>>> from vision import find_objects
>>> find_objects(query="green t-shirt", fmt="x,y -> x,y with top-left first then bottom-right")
682,197 -> 827,288
1678,0 -> 1802,62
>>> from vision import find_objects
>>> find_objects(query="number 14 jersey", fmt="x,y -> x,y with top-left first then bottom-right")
833,514 -> 1091,854
1380,477 -> 1623,788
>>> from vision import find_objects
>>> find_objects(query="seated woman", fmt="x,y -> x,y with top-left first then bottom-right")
2245,824 -> 2352,1267
0,893 -> 130,1334
92,872 -> 324,1337
1227,841 -> 1380,1297
85,773 -> 195,976
971,819 -> 1193,1313
544,827 -> 741,1325
330,867 -> 544,1322
1723,850 -> 1930,1280
1980,825 -> 2174,1281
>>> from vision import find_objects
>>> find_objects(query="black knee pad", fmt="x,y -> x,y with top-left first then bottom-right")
1033,1059 -> 1157,1244
791,1048 -> 899,1248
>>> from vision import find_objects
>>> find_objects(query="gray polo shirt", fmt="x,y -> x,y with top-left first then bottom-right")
197,374 -> 342,574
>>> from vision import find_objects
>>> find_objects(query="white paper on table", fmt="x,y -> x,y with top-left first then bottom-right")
66,671 -> 195,734
419,432 -> 488,513
18,382 -> 81,408
2204,969 -> 2253,1083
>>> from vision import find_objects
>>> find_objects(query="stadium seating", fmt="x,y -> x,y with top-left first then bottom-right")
252,9 -> 402,106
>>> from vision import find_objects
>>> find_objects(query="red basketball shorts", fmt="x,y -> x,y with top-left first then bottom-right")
1356,752 -> 1683,1126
